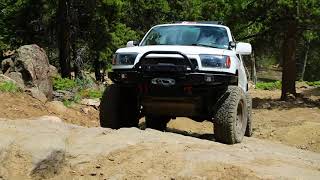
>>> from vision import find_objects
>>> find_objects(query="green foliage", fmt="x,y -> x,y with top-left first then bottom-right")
75,77 -> 96,90
257,55 -> 278,68
73,93 -> 82,103
52,75 -> 103,107
53,75 -> 101,92
62,100 -> 73,107
121,0 -> 170,34
80,89 -> 103,99
62,88 -> 102,107
0,0 -> 58,51
0,81 -> 21,93
306,81 -> 320,87
52,76 -> 77,91
304,38 -> 320,81
256,80 -> 320,90
256,81 -> 282,90
100,23 -> 139,66
167,0 -> 202,21
1,0 -> 320,83
62,91 -> 82,107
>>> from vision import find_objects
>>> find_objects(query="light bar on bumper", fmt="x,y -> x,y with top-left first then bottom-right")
200,54 -> 231,68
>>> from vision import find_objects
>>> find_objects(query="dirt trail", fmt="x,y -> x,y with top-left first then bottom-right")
0,117 -> 319,180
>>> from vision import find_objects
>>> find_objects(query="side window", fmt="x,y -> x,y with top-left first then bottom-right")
144,30 -> 161,45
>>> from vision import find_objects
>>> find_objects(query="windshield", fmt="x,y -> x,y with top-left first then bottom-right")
141,25 -> 230,49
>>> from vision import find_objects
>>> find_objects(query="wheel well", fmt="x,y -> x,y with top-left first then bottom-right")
234,70 -> 239,86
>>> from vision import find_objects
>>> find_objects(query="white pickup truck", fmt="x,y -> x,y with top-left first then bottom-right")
100,21 -> 253,144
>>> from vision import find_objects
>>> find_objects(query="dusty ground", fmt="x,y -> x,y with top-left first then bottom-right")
0,117 -> 320,180
251,87 -> 320,152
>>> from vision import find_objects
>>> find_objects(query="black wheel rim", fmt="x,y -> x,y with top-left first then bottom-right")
236,99 -> 245,133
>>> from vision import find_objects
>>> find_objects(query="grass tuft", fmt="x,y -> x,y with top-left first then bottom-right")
256,81 -> 282,90
79,89 -> 103,99
52,76 -> 104,107
52,76 -> 77,91
306,81 -> 320,87
0,81 -> 21,93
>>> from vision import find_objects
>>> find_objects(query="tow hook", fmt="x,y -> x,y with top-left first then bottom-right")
151,78 -> 176,87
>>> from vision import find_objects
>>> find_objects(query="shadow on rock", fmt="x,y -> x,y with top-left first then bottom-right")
30,150 -> 66,180
166,127 -> 216,141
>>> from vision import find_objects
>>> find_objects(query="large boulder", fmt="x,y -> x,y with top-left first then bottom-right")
12,45 -> 53,99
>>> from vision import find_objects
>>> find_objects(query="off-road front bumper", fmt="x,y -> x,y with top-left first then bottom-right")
109,70 -> 237,86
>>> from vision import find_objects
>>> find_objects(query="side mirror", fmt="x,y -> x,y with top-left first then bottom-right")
229,41 -> 236,48
126,41 -> 139,47
236,42 -> 252,55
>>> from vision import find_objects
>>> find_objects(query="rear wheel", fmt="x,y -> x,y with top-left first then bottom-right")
214,86 -> 248,144
99,84 -> 139,129
145,116 -> 170,131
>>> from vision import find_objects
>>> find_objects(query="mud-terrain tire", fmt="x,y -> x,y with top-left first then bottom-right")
99,84 -> 139,129
245,92 -> 253,137
145,116 -> 170,131
214,86 -> 248,144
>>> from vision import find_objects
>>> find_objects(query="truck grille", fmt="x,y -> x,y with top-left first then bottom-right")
139,57 -> 198,68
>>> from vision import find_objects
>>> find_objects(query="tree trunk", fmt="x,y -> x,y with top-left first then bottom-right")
281,21 -> 298,100
70,0 -> 81,79
74,47 -> 85,79
301,41 -> 310,81
57,0 -> 71,78
72,44 -> 81,79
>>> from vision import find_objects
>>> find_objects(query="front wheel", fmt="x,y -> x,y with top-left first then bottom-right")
99,84 -> 139,129
214,86 -> 248,144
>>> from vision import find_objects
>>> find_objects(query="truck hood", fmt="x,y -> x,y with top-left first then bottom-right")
116,45 -> 228,56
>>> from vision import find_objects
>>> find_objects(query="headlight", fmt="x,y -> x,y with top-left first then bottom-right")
200,54 -> 231,68
112,53 -> 138,65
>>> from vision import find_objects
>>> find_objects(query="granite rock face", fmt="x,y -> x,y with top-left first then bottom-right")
0,116 -> 319,180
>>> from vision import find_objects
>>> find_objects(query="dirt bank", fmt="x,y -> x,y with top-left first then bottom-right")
0,92 -> 99,127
